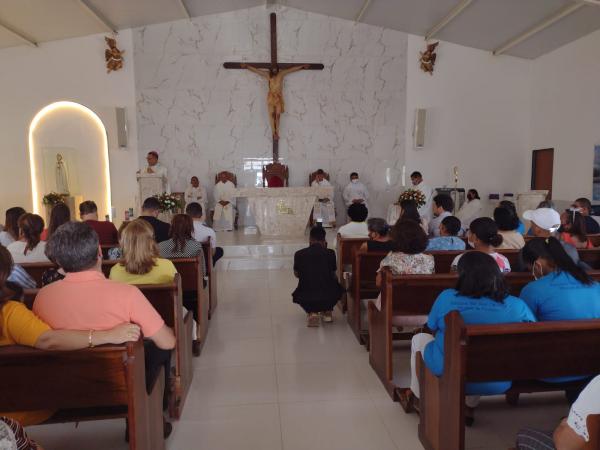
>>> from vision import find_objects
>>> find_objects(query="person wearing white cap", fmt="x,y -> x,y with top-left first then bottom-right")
522,207 -> 583,267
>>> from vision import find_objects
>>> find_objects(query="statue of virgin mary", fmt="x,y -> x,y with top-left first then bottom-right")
55,153 -> 70,195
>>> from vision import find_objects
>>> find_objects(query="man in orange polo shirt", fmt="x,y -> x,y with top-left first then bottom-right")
34,221 -> 176,437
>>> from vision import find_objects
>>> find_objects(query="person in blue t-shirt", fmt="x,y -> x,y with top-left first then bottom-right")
521,237 -> 600,386
426,216 -> 466,251
400,251 -> 535,413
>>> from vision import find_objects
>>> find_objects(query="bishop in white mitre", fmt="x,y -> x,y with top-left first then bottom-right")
137,150 -> 170,193
342,172 -> 369,211
213,172 -> 236,231
311,169 -> 336,227
185,176 -> 207,213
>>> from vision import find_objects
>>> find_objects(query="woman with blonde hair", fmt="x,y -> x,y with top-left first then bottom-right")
109,219 -> 176,284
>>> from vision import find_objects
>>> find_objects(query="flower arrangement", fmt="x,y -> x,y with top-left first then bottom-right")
154,193 -> 183,213
398,189 -> 427,208
42,192 -> 67,207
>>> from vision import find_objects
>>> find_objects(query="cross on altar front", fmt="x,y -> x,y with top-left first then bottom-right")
223,13 -> 324,162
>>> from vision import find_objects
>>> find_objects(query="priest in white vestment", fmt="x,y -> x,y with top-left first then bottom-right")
456,189 -> 483,230
213,173 -> 236,231
311,169 -> 336,227
410,171 -> 433,222
342,172 -> 369,211
185,176 -> 207,212
137,150 -> 170,193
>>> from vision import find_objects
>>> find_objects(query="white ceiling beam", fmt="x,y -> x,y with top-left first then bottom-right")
355,0 -> 372,22
77,0 -> 117,34
177,0 -> 191,19
493,2 -> 584,55
425,0 -> 474,40
0,18 -> 37,47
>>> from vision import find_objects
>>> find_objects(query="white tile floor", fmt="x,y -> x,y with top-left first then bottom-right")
27,269 -> 570,450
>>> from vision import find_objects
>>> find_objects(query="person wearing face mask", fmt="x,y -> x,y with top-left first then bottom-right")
342,172 -> 369,211
520,237 -> 600,387
359,218 -> 395,253
450,217 -> 510,273
456,189 -> 482,231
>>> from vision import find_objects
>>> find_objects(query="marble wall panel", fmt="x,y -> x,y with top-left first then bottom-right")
134,5 -> 407,222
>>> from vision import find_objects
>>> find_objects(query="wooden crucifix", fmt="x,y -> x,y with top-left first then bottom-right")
224,13 -> 324,162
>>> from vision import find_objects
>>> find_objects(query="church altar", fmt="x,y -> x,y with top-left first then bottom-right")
233,186 -> 334,236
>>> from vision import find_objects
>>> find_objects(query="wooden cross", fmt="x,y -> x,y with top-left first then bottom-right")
223,13 -> 324,162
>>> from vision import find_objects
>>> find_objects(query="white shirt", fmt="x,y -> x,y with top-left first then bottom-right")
456,198 -> 483,230
429,211 -> 452,237
0,231 -> 15,247
567,375 -> 600,442
213,180 -> 236,205
138,162 -> 170,193
342,181 -> 369,207
413,182 -> 434,221
7,241 -> 50,263
185,185 -> 207,206
192,221 -> 217,249
337,221 -> 369,238
311,178 -> 332,200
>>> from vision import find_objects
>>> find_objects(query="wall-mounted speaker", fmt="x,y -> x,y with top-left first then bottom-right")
413,108 -> 427,149
115,107 -> 128,148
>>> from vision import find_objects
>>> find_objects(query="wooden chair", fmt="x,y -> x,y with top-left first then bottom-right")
0,339 -> 165,450
347,250 -> 388,346
213,171 -> 238,228
262,162 -> 289,187
202,240 -> 218,319
137,274 -> 192,420
417,312 -> 600,450
171,256 -> 210,353
336,235 -> 369,313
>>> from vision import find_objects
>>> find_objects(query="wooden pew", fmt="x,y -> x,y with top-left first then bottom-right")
427,250 -> 521,273
367,269 -> 596,401
137,274 -> 193,420
336,235 -> 369,312
171,256 -> 210,354
19,261 -> 56,287
0,339 -> 165,450
346,250 -> 388,346
202,240 -> 218,318
417,312 -> 600,450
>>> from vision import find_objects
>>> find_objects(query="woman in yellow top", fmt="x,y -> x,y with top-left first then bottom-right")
109,219 -> 177,284
0,246 -> 141,426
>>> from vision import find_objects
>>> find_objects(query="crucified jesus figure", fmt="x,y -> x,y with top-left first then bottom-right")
241,63 -> 311,139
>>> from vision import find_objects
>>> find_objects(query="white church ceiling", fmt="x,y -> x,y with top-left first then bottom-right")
1,0 -> 600,58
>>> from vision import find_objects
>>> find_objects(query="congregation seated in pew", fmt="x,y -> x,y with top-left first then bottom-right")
0,243 -> 141,426
560,209 -> 593,249
359,218 -> 395,253
517,374 -> 600,450
32,221 -> 175,437
428,194 -> 454,237
337,203 -> 369,238
186,202 -> 224,265
41,202 -> 70,241
451,217 -> 511,272
572,197 -> 600,235
494,205 -> 526,249
397,199 -> 428,233
7,214 -> 49,264
79,200 -> 118,245
0,207 -> 25,247
426,216 -> 465,251
402,251 -> 535,413
139,197 -> 171,243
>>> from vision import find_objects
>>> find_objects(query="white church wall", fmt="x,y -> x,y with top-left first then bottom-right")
530,28 -> 600,205
404,34 -> 532,215
0,31 -> 139,222
133,6 -> 408,219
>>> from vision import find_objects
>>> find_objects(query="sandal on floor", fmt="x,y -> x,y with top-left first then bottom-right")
398,388 -> 419,414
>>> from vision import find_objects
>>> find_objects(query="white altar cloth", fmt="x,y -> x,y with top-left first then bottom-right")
233,187 -> 334,236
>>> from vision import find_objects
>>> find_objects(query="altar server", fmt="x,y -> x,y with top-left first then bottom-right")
213,172 -> 236,231
185,176 -> 207,212
456,189 -> 483,231
311,169 -> 336,228
342,172 -> 369,210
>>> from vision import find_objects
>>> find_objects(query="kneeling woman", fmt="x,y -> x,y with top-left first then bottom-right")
401,251 -> 535,411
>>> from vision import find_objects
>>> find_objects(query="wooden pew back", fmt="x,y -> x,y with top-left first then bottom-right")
347,250 -> 387,344
0,340 -> 165,450
427,250 -> 521,273
418,311 -> 600,450
202,240 -> 218,318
